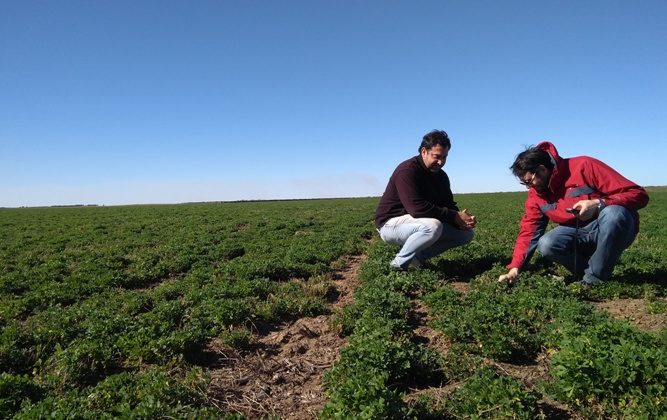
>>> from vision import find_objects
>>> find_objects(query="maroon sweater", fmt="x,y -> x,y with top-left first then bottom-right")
375,155 -> 459,229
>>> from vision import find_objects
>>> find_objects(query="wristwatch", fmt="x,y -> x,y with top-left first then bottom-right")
597,198 -> 606,212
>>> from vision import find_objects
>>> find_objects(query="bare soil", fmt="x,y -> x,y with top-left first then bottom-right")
593,297 -> 667,332
206,255 -> 363,419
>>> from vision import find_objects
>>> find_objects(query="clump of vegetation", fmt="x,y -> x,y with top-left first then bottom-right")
0,373 -> 44,418
425,275 -> 578,362
445,367 -> 540,419
548,320 -> 666,417
17,367 -> 221,418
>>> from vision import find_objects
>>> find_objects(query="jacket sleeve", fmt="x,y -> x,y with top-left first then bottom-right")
394,167 -> 457,224
584,158 -> 649,209
508,198 -> 549,270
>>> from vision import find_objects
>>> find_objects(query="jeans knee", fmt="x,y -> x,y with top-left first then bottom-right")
461,229 -> 474,245
419,219 -> 443,239
537,235 -> 556,257
599,205 -> 633,226
597,205 -> 637,247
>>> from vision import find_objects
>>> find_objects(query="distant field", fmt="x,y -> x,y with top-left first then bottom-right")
1,190 -> 665,418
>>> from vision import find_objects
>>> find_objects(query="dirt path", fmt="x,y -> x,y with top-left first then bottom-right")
206,255 -> 364,419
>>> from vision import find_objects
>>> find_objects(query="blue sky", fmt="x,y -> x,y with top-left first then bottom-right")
2,1 -> 665,207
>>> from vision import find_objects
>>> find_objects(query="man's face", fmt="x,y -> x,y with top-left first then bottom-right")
519,165 -> 550,194
421,144 -> 449,173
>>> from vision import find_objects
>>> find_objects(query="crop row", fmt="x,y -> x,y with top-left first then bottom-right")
0,198 -> 377,418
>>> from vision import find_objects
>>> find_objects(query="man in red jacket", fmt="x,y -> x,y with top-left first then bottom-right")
375,130 -> 477,271
498,142 -> 649,286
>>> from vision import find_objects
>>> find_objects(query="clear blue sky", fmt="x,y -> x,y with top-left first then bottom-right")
2,1 -> 665,207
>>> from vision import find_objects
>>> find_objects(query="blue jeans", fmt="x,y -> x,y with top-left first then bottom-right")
537,205 -> 638,284
379,214 -> 474,270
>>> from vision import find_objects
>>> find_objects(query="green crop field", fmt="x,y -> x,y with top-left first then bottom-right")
1,190 -> 665,418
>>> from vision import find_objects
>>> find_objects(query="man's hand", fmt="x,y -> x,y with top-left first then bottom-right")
498,267 -> 519,283
571,199 -> 602,221
455,209 -> 476,230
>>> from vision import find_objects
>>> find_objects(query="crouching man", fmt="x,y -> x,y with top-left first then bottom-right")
498,142 -> 649,286
374,129 -> 476,271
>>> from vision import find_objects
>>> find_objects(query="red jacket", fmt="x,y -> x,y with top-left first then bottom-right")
508,142 -> 649,270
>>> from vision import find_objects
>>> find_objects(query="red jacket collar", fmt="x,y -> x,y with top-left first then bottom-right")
536,141 -> 565,195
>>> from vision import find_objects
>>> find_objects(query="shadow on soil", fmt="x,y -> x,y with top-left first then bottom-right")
613,268 -> 667,288
432,256 -> 499,281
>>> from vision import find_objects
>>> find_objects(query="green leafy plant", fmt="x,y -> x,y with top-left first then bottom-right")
445,367 -> 539,419
0,373 -> 44,418
548,319 -> 667,417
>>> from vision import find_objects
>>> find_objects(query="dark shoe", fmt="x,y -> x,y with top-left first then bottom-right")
390,258 -> 421,272
390,263 -> 407,272
578,280 -> 594,290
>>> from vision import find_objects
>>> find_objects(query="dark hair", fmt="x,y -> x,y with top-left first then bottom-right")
419,129 -> 451,153
510,146 -> 554,177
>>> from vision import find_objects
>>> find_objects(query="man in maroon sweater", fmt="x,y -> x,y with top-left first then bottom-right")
374,130 -> 476,271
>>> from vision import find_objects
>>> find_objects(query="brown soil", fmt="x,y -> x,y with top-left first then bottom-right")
593,297 -> 667,333
448,281 -> 470,295
206,255 -> 363,419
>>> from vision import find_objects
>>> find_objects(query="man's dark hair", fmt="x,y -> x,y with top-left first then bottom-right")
510,146 -> 554,177
419,129 -> 451,153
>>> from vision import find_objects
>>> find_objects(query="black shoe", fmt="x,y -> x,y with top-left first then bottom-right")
579,280 -> 594,288
390,263 -> 407,272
